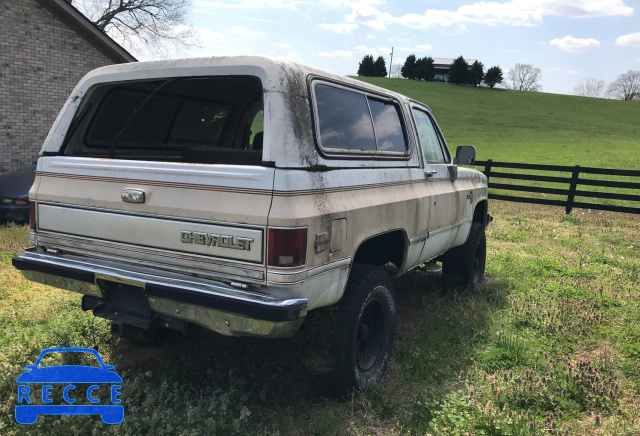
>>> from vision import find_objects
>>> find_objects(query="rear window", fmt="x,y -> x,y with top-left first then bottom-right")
63,77 -> 264,165
313,83 -> 407,155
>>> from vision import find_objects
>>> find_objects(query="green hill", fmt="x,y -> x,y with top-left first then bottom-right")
356,78 -> 640,170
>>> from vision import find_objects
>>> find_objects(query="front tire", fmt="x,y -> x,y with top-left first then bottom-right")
442,222 -> 486,291
335,264 -> 397,392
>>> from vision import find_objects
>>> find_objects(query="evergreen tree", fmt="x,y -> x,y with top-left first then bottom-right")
357,55 -> 376,77
401,54 -> 417,80
414,57 -> 428,81
448,56 -> 469,84
424,56 -> 435,81
468,60 -> 485,86
484,66 -> 504,88
373,56 -> 388,77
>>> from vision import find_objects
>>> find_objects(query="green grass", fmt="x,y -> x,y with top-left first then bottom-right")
355,78 -> 640,170
1,202 -> 639,435
355,79 -> 640,210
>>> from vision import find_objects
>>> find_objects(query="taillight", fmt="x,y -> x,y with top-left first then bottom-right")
29,201 -> 36,230
268,228 -> 307,267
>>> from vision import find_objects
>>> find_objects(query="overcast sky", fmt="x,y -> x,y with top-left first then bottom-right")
130,0 -> 640,95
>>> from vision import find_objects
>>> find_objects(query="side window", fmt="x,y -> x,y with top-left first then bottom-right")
412,109 -> 447,164
368,99 -> 407,152
315,84 -> 376,151
249,109 -> 263,150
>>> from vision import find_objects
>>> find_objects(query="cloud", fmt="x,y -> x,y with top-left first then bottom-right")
318,23 -> 359,33
279,42 -> 293,48
616,31 -> 640,47
355,45 -> 431,56
366,33 -> 375,40
194,0 -> 297,10
549,35 -> 600,53
355,45 -> 392,56
318,50 -> 354,57
279,52 -> 301,60
231,26 -> 267,36
131,25 -> 254,61
337,0 -> 633,31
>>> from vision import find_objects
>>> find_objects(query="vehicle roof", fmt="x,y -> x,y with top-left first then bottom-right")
42,56 -> 425,169
77,55 -> 411,102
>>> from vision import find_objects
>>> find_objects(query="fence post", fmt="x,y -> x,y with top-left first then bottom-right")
485,159 -> 493,182
566,165 -> 580,214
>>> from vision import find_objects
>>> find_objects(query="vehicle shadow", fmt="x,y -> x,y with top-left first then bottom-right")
107,265 -> 507,426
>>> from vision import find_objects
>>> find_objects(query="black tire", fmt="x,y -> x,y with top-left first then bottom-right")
441,222 -> 486,291
334,264 -> 397,393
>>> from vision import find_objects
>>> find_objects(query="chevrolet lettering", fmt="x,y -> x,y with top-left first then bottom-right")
181,230 -> 253,251
13,56 -> 491,394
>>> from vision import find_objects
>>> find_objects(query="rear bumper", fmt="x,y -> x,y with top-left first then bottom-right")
13,248 -> 307,338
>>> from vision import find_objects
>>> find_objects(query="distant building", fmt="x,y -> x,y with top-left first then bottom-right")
0,0 -> 136,174
433,58 -> 476,82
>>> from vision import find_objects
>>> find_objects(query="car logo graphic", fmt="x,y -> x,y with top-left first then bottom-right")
15,347 -> 123,424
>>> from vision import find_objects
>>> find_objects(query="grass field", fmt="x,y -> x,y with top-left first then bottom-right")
356,78 -> 640,171
356,79 -> 640,211
1,203 -> 639,435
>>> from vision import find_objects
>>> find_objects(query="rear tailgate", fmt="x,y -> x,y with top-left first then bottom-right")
33,156 -> 273,283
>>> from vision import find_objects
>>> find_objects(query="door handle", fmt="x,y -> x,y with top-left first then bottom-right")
425,170 -> 437,178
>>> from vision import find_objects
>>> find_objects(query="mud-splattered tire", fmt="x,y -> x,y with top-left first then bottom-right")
442,222 -> 486,291
334,264 -> 397,393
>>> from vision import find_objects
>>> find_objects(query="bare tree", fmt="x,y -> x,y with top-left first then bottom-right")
573,78 -> 606,98
606,70 -> 640,101
390,63 -> 403,78
508,63 -> 542,92
75,0 -> 197,56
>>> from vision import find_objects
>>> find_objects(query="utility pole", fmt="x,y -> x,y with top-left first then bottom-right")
388,47 -> 394,78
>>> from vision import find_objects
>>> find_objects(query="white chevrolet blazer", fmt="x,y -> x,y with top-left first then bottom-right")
13,56 -> 490,391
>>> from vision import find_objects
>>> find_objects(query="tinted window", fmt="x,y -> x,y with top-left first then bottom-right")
88,90 -> 229,148
64,76 -> 264,165
368,99 -> 407,152
413,109 -> 447,164
168,102 -> 229,146
249,109 -> 263,146
315,84 -> 376,151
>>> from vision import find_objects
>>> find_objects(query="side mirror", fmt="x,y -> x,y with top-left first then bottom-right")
455,145 -> 476,165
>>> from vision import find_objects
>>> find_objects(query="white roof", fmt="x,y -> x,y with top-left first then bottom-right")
40,56 -> 423,170
75,55 -> 410,102
433,58 -> 477,66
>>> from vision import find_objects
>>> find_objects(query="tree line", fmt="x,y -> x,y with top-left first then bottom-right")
400,55 -> 505,87
357,55 -> 388,77
358,52 -> 639,101
357,54 -> 505,88
573,71 -> 640,101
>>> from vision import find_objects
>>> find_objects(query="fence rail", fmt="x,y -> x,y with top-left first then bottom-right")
472,160 -> 640,215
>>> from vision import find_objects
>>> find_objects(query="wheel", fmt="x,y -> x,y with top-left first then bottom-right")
442,222 -> 486,291
335,264 -> 397,393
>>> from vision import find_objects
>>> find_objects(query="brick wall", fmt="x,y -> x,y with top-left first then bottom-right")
0,0 -> 114,173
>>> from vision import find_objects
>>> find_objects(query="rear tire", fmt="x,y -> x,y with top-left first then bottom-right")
335,264 -> 397,393
442,223 -> 486,291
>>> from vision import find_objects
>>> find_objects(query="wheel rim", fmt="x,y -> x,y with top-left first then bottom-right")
356,298 -> 385,371
471,238 -> 486,284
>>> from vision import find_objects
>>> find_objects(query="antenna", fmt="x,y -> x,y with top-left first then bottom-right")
388,47 -> 394,78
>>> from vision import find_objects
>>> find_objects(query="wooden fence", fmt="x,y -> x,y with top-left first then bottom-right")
472,160 -> 640,215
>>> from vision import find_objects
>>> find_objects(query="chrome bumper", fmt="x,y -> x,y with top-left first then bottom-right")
12,248 -> 307,338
